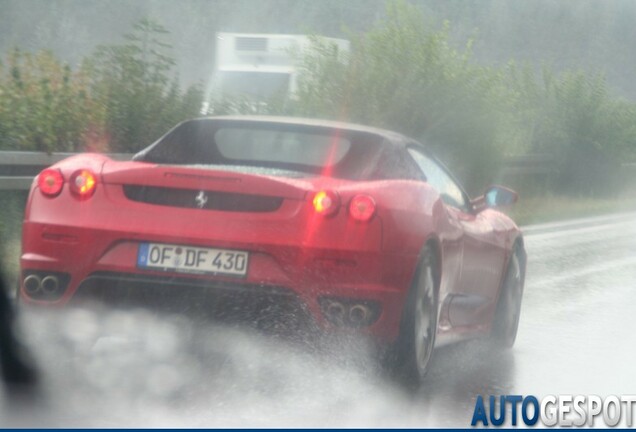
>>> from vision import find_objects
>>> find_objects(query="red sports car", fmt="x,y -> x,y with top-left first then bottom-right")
20,116 -> 526,382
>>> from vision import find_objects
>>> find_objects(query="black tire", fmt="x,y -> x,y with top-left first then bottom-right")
389,246 -> 438,385
492,248 -> 524,348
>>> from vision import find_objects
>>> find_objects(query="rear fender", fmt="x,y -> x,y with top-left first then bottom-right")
368,180 -> 442,255
25,154 -> 112,219
52,153 -> 111,179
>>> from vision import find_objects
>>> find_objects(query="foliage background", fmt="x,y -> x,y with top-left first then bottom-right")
3,0 -> 636,285
0,18 -> 204,154
1,1 -> 636,197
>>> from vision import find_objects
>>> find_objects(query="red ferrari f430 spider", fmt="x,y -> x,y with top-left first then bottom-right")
20,116 -> 526,382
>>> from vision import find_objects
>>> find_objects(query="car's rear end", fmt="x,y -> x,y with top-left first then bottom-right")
20,118 -> 421,342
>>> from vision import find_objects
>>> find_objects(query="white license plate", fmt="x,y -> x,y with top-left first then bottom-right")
137,242 -> 249,277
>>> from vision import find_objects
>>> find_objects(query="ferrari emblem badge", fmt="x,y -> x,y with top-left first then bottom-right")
195,191 -> 208,209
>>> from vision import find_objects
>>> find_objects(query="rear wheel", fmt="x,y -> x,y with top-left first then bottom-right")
389,246 -> 437,385
492,249 -> 523,348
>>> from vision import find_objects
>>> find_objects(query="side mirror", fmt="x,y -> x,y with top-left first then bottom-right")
484,185 -> 518,208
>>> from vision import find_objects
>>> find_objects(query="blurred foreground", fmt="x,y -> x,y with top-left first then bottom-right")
3,213 -> 636,427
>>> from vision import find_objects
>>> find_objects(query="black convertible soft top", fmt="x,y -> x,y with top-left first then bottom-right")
134,116 -> 421,181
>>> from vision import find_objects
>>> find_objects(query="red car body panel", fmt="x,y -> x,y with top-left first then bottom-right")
20,117 -> 523,346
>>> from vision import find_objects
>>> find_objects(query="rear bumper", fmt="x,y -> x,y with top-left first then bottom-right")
20,221 -> 418,343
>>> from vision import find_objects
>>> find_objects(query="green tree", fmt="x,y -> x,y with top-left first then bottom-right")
506,64 -> 636,195
0,49 -> 95,152
83,18 -> 203,152
284,1 -> 517,193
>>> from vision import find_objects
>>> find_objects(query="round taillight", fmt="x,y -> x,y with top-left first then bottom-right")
69,169 -> 97,199
349,195 -> 376,222
37,168 -> 64,197
313,190 -> 340,216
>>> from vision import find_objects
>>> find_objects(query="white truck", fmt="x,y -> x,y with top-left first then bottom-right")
207,32 -> 349,105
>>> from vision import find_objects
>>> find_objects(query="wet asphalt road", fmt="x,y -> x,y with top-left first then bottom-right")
2,212 -> 636,427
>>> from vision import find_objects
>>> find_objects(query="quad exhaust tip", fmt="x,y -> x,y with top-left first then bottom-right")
23,273 -> 65,297
348,304 -> 371,325
41,276 -> 60,294
325,301 -> 346,324
23,275 -> 42,294
321,299 -> 377,327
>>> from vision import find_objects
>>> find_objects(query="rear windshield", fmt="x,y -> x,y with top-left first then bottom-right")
215,128 -> 351,167
135,119 -> 386,180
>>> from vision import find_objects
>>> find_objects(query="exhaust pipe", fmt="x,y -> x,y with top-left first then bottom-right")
348,304 -> 371,326
325,301 -> 346,324
41,276 -> 60,294
23,275 -> 42,294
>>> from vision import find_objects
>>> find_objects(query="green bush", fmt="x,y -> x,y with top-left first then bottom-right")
2,7 -> 636,198
0,191 -> 27,286
0,18 -> 204,154
0,49 -> 97,152
279,2 -> 523,194
268,1 -> 636,197
506,65 -> 636,196
82,18 -> 204,152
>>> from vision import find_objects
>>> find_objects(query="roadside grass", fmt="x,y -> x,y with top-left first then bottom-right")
0,191 -> 27,292
510,192 -> 636,226
1,237 -> 20,291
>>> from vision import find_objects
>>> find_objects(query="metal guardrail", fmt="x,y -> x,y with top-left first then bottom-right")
0,151 -> 132,190
0,150 -> 560,191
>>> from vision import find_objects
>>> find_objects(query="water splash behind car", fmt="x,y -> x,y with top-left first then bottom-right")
4,306 -> 419,427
